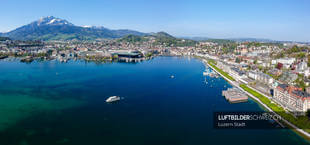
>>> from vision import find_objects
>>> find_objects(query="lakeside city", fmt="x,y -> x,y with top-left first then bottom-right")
1,1 -> 310,145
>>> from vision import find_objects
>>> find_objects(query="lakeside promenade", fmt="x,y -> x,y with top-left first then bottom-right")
203,59 -> 310,140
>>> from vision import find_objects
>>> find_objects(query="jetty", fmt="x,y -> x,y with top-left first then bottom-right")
222,88 -> 248,103
0,55 -> 8,59
20,56 -> 34,63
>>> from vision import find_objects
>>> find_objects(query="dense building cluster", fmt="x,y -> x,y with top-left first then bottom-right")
194,41 -> 310,115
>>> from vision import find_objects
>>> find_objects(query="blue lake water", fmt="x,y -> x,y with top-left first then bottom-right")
0,56 -> 308,145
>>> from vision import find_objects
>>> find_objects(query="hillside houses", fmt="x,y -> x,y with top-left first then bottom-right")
272,58 -> 296,69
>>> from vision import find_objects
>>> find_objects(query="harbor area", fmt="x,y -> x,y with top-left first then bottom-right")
203,67 -> 219,78
222,87 -> 248,103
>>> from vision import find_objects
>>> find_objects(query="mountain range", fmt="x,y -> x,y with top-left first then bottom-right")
178,36 -> 280,43
1,16 -> 303,43
0,16 -> 147,41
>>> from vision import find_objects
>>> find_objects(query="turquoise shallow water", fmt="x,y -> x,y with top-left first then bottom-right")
0,56 -> 308,145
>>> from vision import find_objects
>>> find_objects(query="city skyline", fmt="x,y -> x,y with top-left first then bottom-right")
0,0 -> 309,42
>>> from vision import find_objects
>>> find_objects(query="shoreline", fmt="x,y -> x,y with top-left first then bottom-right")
202,58 -> 310,141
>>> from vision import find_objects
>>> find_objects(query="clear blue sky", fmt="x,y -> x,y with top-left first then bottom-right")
0,0 -> 309,42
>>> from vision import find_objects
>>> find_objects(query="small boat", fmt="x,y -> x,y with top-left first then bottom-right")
203,72 -> 208,76
170,75 -> 175,78
106,96 -> 120,103
204,77 -> 208,84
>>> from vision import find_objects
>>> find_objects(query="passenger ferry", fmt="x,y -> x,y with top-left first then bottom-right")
106,96 -> 121,103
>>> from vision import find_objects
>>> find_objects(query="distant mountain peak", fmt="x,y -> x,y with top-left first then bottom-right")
81,25 -> 108,30
34,16 -> 73,26
82,25 -> 92,28
152,31 -> 174,38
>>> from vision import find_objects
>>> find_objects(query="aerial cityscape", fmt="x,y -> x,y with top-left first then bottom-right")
0,0 -> 310,145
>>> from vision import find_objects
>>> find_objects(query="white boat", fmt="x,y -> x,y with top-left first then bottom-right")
106,96 -> 121,103
203,72 -> 208,76
170,75 -> 175,78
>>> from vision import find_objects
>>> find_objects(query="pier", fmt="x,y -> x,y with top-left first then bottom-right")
222,88 -> 248,103
0,55 -> 8,59
118,57 -> 145,63
20,56 -> 34,63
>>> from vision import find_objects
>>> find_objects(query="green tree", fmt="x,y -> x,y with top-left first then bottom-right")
297,52 -> 306,58
254,59 -> 258,64
235,57 -> 241,63
308,55 -> 310,67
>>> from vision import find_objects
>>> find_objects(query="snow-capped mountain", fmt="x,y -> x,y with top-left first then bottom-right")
82,25 -> 92,28
34,16 -> 73,26
0,16 -> 146,41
